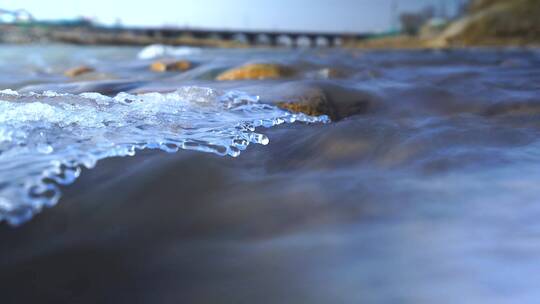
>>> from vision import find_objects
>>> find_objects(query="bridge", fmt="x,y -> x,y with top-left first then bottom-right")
51,25 -> 370,47
120,27 -> 370,47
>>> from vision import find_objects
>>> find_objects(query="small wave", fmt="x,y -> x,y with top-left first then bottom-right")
0,87 -> 328,226
137,44 -> 202,60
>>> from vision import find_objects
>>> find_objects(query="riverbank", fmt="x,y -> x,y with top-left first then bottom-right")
350,0 -> 540,49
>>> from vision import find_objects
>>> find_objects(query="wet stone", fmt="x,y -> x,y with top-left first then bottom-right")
276,90 -> 337,120
64,65 -> 95,77
216,63 -> 294,81
150,60 -> 192,72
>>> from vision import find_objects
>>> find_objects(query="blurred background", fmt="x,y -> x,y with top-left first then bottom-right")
0,0 -> 538,48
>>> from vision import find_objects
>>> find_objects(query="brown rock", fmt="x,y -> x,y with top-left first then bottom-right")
276,88 -> 337,119
277,101 -> 331,118
216,63 -> 293,81
269,82 -> 375,121
64,65 -> 95,77
150,60 -> 192,72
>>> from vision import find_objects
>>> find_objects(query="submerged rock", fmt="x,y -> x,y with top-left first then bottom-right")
277,101 -> 332,118
270,82 -> 375,121
64,65 -> 95,77
216,63 -> 294,81
150,60 -> 192,72
277,93 -> 336,119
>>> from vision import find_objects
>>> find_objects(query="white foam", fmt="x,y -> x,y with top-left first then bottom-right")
0,87 -> 329,225
137,44 -> 202,60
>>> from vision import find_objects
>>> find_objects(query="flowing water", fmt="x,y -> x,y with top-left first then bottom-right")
1,44 -> 540,303
0,88 -> 326,225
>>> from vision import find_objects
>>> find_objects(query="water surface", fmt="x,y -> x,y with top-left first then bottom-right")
1,44 -> 540,303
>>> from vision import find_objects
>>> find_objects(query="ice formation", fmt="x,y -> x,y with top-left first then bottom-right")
0,87 -> 328,225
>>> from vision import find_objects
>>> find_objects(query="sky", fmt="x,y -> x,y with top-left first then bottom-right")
2,0 -> 462,33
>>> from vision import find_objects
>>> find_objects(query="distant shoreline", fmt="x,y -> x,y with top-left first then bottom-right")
0,23 -> 368,48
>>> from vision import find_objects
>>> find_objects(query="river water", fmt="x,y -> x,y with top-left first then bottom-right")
1,44 -> 540,303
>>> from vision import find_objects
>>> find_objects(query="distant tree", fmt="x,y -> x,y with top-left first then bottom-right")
400,6 -> 435,35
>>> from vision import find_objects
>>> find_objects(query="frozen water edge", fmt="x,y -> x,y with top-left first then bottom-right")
0,87 -> 329,226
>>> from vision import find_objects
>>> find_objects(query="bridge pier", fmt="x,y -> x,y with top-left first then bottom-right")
254,33 -> 272,46
315,36 -> 330,47
268,34 -> 279,46
295,35 -> 312,48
